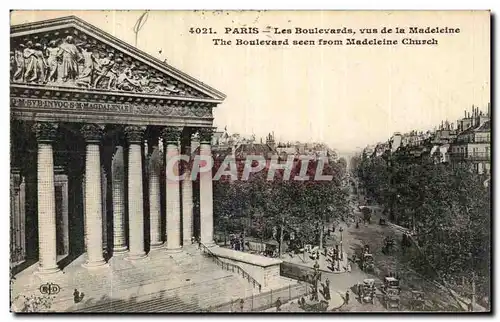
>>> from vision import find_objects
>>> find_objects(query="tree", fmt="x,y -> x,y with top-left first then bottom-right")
212,156 -> 350,253
354,152 -> 491,301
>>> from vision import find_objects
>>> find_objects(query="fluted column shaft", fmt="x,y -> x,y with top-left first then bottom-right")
112,145 -> 128,253
33,122 -> 60,274
163,127 -> 183,252
182,131 -> 194,244
199,128 -> 215,246
148,137 -> 163,249
125,126 -> 147,260
81,124 -> 106,268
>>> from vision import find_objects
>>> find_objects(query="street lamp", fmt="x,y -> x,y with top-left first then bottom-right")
339,226 -> 344,261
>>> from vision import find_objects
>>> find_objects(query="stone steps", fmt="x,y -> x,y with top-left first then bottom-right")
52,259 -> 232,310
12,246 -> 260,313
73,275 -> 251,312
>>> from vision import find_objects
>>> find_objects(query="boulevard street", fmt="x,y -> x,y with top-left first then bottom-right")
321,204 -> 476,312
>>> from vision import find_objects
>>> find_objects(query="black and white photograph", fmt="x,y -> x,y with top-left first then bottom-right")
8,9 -> 491,313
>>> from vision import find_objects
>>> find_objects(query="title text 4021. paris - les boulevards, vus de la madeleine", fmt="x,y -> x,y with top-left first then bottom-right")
212,26 -> 459,46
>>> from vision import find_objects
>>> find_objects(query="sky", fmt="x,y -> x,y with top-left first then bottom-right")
10,10 -> 490,154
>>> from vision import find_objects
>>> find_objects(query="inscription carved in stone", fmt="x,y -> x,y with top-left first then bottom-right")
10,97 -> 214,119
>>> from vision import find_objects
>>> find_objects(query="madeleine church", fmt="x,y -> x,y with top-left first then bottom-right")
10,16 -> 226,274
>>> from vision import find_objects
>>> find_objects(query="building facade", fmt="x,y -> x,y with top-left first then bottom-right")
10,16 -> 226,274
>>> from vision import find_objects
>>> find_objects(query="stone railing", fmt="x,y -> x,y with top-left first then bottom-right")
199,243 -> 262,292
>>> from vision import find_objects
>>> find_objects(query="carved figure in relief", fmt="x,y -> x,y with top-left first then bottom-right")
33,43 -> 48,83
45,40 -> 60,82
12,44 -> 25,82
116,67 -> 141,91
10,51 -> 14,78
23,41 -> 40,82
93,52 -> 118,89
138,74 -> 161,93
75,44 -> 96,88
11,35 -> 192,96
57,36 -> 82,81
135,73 -> 183,95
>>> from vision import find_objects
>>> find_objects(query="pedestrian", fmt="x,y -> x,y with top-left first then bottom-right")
276,297 -> 282,312
347,263 -> 352,273
345,290 -> 350,305
239,299 -> 245,312
300,297 -> 306,308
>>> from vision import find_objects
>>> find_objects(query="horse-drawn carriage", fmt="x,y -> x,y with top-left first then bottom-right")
381,276 -> 401,310
361,253 -> 374,272
383,236 -> 395,254
381,276 -> 401,293
359,206 -> 372,224
384,288 -> 401,310
358,279 -> 376,304
409,291 -> 425,311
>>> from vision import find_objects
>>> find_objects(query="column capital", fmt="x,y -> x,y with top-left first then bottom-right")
81,124 -> 105,143
162,127 -> 184,144
32,122 -> 58,143
124,125 -> 147,144
181,128 -> 195,147
198,127 -> 216,144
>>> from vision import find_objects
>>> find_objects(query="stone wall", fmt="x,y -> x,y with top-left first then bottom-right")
210,247 -> 282,288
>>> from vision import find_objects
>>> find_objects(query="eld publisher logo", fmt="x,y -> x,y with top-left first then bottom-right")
39,283 -> 60,295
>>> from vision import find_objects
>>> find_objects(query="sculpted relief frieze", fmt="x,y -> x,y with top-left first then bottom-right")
10,30 -> 208,99
10,97 -> 214,119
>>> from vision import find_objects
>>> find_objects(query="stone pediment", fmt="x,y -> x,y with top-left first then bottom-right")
10,16 -> 225,101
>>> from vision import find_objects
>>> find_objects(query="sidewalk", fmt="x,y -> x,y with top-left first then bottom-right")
281,250 -> 350,274
263,289 -> 345,312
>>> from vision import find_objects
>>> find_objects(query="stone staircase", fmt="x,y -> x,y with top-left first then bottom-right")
73,274 -> 253,312
12,245 -> 258,313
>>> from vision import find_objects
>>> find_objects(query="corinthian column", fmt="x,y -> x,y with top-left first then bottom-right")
32,122 -> 60,275
198,127 -> 215,247
148,131 -> 163,250
112,140 -> 127,254
124,126 -> 147,260
162,127 -> 183,253
81,124 -> 107,268
182,129 -> 194,245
